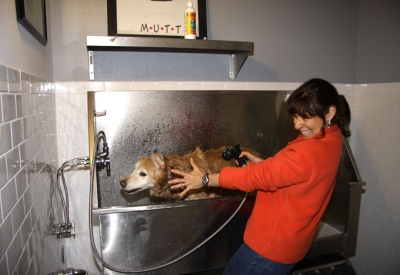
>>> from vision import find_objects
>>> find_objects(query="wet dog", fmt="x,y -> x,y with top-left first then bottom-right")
120,146 -> 259,201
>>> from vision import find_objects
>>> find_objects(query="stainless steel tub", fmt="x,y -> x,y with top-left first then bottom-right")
88,90 -> 364,274
93,195 -> 254,274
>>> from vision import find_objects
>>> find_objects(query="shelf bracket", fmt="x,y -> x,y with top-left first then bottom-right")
229,52 -> 248,80
88,51 -> 94,80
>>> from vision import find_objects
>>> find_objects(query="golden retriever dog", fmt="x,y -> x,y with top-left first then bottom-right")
120,146 -> 260,201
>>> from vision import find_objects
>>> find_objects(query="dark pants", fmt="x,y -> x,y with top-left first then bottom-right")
223,243 -> 294,275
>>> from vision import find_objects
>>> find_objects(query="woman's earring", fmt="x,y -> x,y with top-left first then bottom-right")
327,120 -> 331,128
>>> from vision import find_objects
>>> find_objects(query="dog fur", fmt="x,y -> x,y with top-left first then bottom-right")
120,146 -> 260,201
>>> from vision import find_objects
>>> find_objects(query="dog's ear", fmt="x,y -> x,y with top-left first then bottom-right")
150,151 -> 164,171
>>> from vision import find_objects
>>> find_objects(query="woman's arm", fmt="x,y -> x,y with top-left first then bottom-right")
168,158 -> 220,198
239,151 -> 263,164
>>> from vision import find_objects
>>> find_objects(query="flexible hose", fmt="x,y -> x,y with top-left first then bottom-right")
56,165 -> 69,224
89,131 -> 248,273
56,157 -> 90,225
60,167 -> 69,223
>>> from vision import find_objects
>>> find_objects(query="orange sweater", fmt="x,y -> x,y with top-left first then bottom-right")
219,125 -> 343,264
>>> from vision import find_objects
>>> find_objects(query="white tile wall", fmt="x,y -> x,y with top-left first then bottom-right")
55,82 -> 100,274
2,75 -> 399,275
349,83 -> 400,275
0,63 -> 62,275
54,80 -> 399,275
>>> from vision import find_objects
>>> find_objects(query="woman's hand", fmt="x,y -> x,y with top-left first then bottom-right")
168,158 -> 204,198
239,151 -> 263,164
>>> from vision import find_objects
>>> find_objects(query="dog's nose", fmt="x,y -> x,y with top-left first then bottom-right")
120,180 -> 127,188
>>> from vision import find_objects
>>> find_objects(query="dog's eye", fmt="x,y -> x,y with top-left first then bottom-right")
139,172 -> 147,177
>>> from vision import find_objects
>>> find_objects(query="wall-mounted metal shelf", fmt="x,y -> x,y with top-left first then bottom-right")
86,36 -> 254,80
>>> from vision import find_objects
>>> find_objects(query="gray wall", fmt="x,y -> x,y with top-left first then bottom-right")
2,0 -> 400,83
207,0 -> 359,83
50,0 -> 364,83
90,0 -> 360,83
49,0 -> 107,82
356,0 -> 400,83
0,0 -> 53,79
52,0 -> 400,83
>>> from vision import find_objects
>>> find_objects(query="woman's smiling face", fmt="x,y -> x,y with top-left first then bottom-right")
292,106 -> 336,139
293,114 -> 325,139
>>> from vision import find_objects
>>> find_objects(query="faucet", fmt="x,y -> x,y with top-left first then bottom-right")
95,131 -> 111,176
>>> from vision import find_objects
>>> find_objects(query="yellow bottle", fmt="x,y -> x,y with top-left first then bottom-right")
184,1 -> 196,39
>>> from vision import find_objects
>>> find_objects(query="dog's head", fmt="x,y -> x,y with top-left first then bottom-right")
120,151 -> 165,193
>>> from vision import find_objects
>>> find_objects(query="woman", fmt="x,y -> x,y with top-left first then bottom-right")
169,78 -> 351,275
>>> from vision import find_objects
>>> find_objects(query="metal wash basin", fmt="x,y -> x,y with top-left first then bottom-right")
88,90 -> 364,274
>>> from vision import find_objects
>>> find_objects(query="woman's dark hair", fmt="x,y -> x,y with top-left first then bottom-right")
286,78 -> 351,137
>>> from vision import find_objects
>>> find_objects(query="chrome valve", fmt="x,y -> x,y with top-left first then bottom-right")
46,222 -> 76,239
